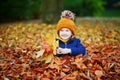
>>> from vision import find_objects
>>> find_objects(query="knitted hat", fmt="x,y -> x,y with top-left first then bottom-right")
57,10 -> 76,35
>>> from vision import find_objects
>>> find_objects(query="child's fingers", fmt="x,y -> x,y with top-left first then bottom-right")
56,48 -> 62,54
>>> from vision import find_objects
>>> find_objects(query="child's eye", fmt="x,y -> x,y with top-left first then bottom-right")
66,30 -> 70,32
60,29 -> 64,31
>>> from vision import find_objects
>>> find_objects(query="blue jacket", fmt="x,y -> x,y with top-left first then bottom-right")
56,37 -> 86,56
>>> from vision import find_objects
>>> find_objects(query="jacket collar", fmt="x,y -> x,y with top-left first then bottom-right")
57,36 -> 75,43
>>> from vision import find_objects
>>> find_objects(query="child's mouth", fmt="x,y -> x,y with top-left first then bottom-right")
62,35 -> 68,37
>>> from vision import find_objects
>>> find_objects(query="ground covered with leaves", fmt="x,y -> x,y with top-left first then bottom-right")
0,20 -> 120,80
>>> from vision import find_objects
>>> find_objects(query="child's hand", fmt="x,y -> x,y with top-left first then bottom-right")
56,47 -> 63,54
61,48 -> 71,54
56,48 -> 71,55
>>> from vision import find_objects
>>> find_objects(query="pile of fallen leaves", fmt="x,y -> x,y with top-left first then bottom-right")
0,20 -> 120,80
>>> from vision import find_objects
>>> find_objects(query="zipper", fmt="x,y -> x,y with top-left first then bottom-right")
65,43 -> 67,48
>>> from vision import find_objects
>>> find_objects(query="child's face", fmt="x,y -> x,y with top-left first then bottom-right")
59,28 -> 72,40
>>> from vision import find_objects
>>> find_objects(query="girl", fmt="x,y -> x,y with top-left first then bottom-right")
55,10 -> 86,56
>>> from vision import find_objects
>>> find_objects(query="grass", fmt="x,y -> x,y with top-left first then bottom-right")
99,9 -> 120,17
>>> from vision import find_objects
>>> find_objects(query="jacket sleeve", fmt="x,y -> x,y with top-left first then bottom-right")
70,39 -> 86,55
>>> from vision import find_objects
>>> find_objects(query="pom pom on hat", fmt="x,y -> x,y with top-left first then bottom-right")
61,10 -> 75,20
57,10 -> 76,35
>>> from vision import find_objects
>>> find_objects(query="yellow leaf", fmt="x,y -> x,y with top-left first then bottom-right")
53,40 -> 59,55
45,33 -> 55,45
41,54 -> 54,63
53,33 -> 59,55
97,77 -> 102,80
19,38 -> 25,42
36,49 -> 45,58
0,37 -> 2,41
0,43 -> 7,48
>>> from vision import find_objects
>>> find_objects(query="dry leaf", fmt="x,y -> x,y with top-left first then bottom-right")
36,49 -> 45,58
41,54 -> 54,63
0,20 -> 119,79
95,70 -> 104,77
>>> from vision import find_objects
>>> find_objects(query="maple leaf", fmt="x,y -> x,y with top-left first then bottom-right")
72,57 -> 87,69
40,54 -> 54,63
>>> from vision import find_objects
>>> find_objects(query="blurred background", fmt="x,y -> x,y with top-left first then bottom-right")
0,0 -> 120,23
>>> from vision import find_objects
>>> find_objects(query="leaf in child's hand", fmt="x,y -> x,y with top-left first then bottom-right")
41,54 -> 54,63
